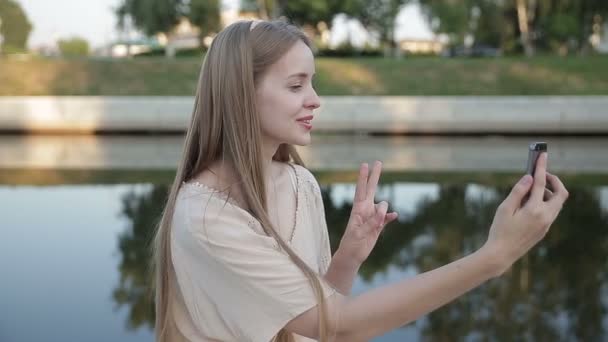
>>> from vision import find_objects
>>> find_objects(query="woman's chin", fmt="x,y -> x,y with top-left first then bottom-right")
289,134 -> 311,147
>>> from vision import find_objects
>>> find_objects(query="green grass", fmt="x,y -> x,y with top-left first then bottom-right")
1,55 -> 608,95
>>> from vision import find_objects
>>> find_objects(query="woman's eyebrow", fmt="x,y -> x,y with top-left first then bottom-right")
286,72 -> 315,79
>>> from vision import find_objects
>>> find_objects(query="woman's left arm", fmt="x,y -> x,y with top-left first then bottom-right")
323,249 -> 361,295
321,161 -> 398,295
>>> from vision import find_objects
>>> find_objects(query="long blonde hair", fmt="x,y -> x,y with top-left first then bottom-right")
152,20 -> 332,342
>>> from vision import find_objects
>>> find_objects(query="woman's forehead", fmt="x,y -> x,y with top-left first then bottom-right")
265,41 -> 315,79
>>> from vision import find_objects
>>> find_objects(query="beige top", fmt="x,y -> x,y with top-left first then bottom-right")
169,163 -> 338,341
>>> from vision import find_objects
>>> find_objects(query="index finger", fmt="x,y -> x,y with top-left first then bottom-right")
530,152 -> 548,203
546,172 -> 569,211
366,161 -> 382,200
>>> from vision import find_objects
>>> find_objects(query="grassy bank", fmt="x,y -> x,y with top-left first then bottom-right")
1,55 -> 607,96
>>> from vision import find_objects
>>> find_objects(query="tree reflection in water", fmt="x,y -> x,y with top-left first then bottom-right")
113,184 -> 168,330
114,181 -> 608,340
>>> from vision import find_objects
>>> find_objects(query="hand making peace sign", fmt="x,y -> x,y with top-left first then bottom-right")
338,161 -> 399,266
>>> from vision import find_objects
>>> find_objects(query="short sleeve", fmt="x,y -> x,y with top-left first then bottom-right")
316,190 -> 333,274
171,195 -> 337,342
294,165 -> 333,273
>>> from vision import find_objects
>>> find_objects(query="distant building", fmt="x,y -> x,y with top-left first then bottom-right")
158,17 -> 201,57
95,37 -> 162,58
96,5 -> 261,58
398,38 -> 445,55
395,3 -> 446,55
327,3 -> 446,55
158,8 -> 262,57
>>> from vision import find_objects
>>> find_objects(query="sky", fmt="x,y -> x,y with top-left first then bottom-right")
20,0 -> 123,48
19,0 -> 434,49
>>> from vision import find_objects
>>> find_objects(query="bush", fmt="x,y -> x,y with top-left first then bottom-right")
316,41 -> 382,57
133,47 -> 166,57
57,37 -> 89,57
133,47 -> 205,58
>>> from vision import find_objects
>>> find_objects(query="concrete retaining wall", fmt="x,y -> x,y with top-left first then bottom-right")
2,135 -> 607,173
1,96 -> 607,134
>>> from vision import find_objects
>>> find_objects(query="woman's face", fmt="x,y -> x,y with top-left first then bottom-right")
255,40 -> 320,149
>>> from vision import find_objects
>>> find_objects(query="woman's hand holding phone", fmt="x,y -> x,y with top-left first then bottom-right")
482,152 -> 569,277
337,146 -> 568,278
525,142 -> 553,201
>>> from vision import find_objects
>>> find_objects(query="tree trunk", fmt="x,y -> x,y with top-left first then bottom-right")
257,0 -> 269,20
273,0 -> 288,19
516,0 -> 534,56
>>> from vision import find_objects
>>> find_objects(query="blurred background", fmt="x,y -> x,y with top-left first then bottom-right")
1,0 -> 608,341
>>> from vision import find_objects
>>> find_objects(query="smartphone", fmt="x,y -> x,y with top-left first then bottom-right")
523,142 -> 549,204
526,142 -> 548,176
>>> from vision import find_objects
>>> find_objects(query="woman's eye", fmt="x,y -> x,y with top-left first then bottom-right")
289,85 -> 302,91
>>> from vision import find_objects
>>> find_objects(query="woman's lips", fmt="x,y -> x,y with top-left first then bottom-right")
297,120 -> 312,130
296,115 -> 313,130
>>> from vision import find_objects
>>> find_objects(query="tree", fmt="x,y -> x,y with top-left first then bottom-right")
116,0 -> 184,37
515,0 -> 534,56
420,0 -> 608,55
474,0 -> 507,48
535,0 -> 608,54
241,0 -> 361,32
354,0 -> 410,56
419,0 -> 508,50
188,0 -> 221,39
419,0 -> 471,47
0,0 -> 32,53
116,0 -> 223,57
113,184 -> 169,330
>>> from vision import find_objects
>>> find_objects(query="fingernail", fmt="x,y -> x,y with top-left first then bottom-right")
521,175 -> 533,185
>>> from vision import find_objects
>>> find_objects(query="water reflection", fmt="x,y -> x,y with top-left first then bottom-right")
0,184 -> 155,342
2,135 -> 608,174
113,184 -> 168,330
113,180 -> 608,340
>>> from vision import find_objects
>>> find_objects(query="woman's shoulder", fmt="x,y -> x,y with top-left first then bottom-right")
178,182 -> 253,227
286,162 -> 316,183
175,183 -> 278,247
286,162 -> 322,198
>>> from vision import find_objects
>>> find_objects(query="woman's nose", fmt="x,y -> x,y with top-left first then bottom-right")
306,89 -> 321,109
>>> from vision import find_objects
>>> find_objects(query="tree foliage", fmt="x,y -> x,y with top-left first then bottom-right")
419,0 -> 608,55
116,0 -> 221,39
241,0 -> 361,30
353,0 -> 410,50
57,37 -> 90,57
0,0 -> 32,53
116,0 -> 183,36
187,0 -> 221,37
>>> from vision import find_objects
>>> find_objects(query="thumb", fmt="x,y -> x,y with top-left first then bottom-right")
502,174 -> 534,214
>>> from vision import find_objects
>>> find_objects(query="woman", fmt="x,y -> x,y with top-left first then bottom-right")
152,20 -> 569,342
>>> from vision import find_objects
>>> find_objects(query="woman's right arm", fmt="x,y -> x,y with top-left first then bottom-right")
286,153 -> 569,341
297,245 -> 498,341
